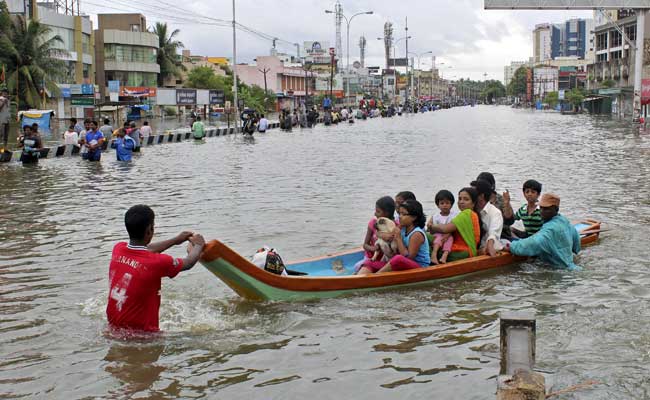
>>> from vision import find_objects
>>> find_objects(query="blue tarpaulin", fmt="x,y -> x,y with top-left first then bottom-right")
18,110 -> 54,129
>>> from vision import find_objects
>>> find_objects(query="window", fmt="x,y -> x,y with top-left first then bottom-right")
624,25 -> 636,42
611,50 -> 622,60
597,53 -> 608,62
82,34 -> 90,54
131,24 -> 140,32
104,44 -> 157,63
610,30 -> 622,48
596,32 -> 608,51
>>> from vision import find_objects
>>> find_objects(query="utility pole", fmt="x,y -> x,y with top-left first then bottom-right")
232,0 -> 239,130
259,67 -> 270,94
405,17 -> 409,108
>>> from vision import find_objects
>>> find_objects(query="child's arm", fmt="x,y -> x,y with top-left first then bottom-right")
362,226 -> 377,252
502,190 -> 514,219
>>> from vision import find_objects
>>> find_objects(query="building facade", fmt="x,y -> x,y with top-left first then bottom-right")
504,61 -> 527,86
95,14 -> 160,99
533,24 -> 553,63
162,50 -> 227,88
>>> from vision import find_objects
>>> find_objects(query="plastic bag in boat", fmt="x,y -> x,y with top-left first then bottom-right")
252,246 -> 287,276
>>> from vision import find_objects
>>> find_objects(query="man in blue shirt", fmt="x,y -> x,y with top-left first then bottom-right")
507,193 -> 581,270
322,97 -> 332,110
111,128 -> 135,161
82,120 -> 105,161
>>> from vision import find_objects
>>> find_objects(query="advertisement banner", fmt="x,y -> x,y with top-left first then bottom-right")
642,79 -> 650,105
61,88 -> 71,98
304,41 -> 330,55
176,89 -> 197,105
209,90 -> 225,105
70,84 -> 82,95
81,84 -> 94,95
388,58 -> 409,67
120,86 -> 157,97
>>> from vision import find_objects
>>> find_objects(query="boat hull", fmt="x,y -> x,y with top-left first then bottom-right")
199,220 -> 601,301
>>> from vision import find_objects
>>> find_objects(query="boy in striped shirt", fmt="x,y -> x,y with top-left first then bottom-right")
502,180 -> 543,238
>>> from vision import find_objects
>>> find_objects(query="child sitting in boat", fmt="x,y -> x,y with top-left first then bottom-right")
427,190 -> 458,264
501,180 -> 543,238
394,191 -> 416,224
358,200 -> 430,274
354,196 -> 397,273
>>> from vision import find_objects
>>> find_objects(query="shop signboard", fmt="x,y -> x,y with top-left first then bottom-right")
70,84 -> 83,95
81,84 -> 94,95
209,90 -> 225,105
71,97 -> 95,106
61,88 -> 71,98
176,89 -> 197,105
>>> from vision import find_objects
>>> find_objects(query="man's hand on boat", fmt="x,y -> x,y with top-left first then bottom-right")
174,231 -> 194,245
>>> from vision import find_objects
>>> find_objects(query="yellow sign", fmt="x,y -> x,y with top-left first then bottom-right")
207,57 -> 229,66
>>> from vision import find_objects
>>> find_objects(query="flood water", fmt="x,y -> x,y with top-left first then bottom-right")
1,106 -> 649,399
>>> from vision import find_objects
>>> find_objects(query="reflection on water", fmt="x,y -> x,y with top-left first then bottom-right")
1,107 -> 650,398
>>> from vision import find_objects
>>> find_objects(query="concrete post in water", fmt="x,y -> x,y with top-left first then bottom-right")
634,9 -> 646,121
497,312 -> 545,400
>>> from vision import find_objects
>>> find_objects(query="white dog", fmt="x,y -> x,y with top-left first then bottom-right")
373,217 -> 398,261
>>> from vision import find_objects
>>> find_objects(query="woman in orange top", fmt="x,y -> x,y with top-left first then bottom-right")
429,187 -> 483,262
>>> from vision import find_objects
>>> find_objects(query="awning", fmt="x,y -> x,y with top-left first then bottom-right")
583,96 -> 609,102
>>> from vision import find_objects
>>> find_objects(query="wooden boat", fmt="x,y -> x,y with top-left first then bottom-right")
199,219 -> 602,301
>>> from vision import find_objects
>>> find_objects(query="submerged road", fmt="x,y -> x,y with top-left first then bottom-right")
1,106 -> 648,398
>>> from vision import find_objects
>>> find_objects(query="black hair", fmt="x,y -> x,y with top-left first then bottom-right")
90,120 -> 98,127
396,191 -> 416,202
473,179 -> 493,203
143,121 -> 149,125
22,124 -> 31,131
103,118 -> 110,125
125,205 -> 155,240
399,199 -> 426,228
376,196 -> 396,218
68,124 -> 75,130
523,179 -> 542,193
71,118 -> 77,123
435,190 -> 455,206
476,172 -> 496,189
459,187 -> 485,244
84,118 -> 91,123
261,114 -> 265,118
31,123 -> 38,130
196,116 -> 201,121
123,121 -> 130,128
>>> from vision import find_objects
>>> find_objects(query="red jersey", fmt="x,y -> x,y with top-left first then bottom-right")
106,242 -> 184,332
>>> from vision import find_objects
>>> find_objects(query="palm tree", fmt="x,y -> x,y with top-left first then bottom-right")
152,22 -> 185,87
0,4 -> 66,109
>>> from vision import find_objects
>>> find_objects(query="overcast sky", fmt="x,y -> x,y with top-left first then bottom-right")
80,0 -> 592,82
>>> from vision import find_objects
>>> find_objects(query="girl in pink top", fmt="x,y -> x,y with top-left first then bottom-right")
353,196 -> 396,273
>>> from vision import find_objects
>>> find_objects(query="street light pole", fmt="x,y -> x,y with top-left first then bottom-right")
232,0 -> 239,130
377,35 -> 410,106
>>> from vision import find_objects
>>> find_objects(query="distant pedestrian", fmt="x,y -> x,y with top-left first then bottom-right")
99,118 -> 113,138
192,116 -> 205,139
257,114 -> 268,133
63,124 -> 79,145
0,89 -> 10,148
128,121 -> 141,152
80,120 -> 105,161
140,121 -> 152,141
111,128 -> 135,162
71,118 -> 84,134
18,124 -> 43,164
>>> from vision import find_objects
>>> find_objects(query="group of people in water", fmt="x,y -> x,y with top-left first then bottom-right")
356,172 -> 583,274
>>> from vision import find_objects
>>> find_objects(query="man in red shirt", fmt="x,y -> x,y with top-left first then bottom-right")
107,205 -> 205,332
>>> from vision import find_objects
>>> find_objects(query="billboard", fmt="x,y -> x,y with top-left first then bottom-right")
120,86 -> 157,97
209,90 -> 225,105
388,58 -> 409,67
304,41 -> 330,56
484,0 -> 650,9
176,89 -> 197,105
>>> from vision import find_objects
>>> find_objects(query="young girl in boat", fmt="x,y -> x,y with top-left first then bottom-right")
428,187 -> 483,262
394,191 -> 416,224
358,199 -> 430,274
427,190 -> 458,265
354,196 -> 397,273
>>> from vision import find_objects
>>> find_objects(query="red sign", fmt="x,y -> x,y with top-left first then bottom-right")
526,68 -> 533,102
120,86 -> 157,97
642,79 -> 650,105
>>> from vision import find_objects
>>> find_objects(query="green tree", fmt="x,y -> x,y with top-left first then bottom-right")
566,88 -> 584,108
545,91 -> 559,108
0,3 -> 66,109
481,80 -> 506,103
507,66 -> 529,97
601,79 -> 616,88
152,22 -> 185,87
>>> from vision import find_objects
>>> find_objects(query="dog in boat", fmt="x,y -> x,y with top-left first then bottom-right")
373,217 -> 398,261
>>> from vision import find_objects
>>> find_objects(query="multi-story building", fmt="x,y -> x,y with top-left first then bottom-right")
95,14 -> 160,99
162,50 -> 227,88
585,12 -> 644,116
504,61 -> 527,86
237,55 -> 315,110
533,24 -> 553,63
534,19 -> 593,62
533,67 -> 558,100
